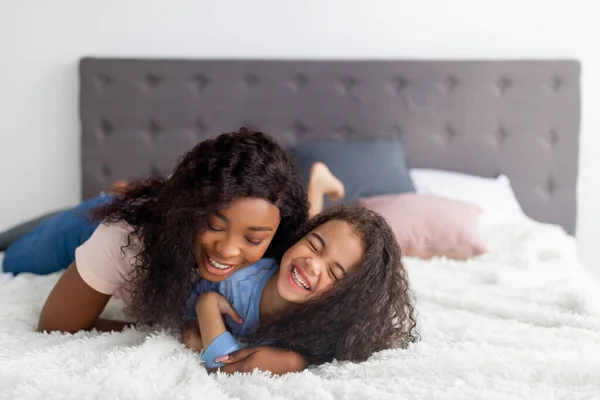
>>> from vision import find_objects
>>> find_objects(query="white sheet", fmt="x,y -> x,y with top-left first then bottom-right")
1,219 -> 599,399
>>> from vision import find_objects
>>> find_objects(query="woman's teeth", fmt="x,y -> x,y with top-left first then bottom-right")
292,267 -> 310,290
208,257 -> 234,270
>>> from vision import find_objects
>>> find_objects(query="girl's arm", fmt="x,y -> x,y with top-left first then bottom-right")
196,292 -> 229,345
182,320 -> 204,351
195,292 -> 244,367
196,293 -> 308,375
38,262 -> 130,333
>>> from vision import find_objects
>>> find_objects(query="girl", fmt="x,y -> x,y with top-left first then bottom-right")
183,206 -> 418,372
34,128 -> 312,334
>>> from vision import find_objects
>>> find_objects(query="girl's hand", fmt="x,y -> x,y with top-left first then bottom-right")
207,346 -> 309,375
197,292 -> 243,325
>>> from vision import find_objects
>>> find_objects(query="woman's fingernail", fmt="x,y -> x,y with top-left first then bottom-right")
215,355 -> 229,363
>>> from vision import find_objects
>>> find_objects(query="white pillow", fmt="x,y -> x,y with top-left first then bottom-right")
409,169 -> 527,227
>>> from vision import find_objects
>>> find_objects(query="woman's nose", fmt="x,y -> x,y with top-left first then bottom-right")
215,236 -> 241,258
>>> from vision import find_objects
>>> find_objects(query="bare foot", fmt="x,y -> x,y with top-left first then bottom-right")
309,162 -> 345,203
110,180 -> 128,194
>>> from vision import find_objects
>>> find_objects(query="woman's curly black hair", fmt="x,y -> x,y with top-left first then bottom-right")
248,205 -> 419,365
91,128 -> 308,330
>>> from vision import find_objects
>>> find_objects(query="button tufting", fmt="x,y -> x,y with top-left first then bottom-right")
537,177 -> 556,201
546,128 -> 559,148
442,123 -> 457,143
195,118 -> 208,137
101,164 -> 112,180
97,118 -> 114,138
289,74 -> 309,90
493,76 -> 512,95
149,162 -> 160,177
190,74 -> 210,93
95,73 -> 113,89
337,76 -> 357,94
548,75 -> 563,93
243,74 -> 260,87
145,73 -> 163,89
494,124 -> 509,145
146,120 -> 162,139
241,122 -> 259,131
336,125 -> 357,138
289,122 -> 309,137
441,76 -> 459,94
390,76 -> 408,94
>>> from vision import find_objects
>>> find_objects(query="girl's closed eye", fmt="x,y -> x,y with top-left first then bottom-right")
329,267 -> 340,282
307,239 -> 339,280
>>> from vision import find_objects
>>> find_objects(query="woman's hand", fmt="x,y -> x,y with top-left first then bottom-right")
207,346 -> 309,376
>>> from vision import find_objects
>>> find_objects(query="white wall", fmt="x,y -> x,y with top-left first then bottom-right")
1,0 -> 598,273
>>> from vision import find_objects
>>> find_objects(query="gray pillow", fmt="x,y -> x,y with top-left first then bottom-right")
0,210 -> 66,251
289,138 -> 415,207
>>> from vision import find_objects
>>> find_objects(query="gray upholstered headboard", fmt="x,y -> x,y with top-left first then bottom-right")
79,58 -> 580,233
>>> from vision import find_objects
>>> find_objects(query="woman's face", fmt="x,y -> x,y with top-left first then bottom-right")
276,219 -> 364,304
194,197 -> 281,282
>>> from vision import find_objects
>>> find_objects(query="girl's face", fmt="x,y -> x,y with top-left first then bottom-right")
195,197 -> 281,282
277,219 -> 364,304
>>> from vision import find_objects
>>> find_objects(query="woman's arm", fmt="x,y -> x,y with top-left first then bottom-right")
38,262 -> 130,333
196,293 -> 308,375
208,346 -> 309,375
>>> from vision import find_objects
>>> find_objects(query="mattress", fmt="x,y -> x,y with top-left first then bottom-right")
1,218 -> 599,399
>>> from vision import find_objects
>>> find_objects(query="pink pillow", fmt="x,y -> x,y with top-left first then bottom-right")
358,193 -> 487,260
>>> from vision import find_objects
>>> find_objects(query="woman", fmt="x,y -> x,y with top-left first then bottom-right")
2,127 -> 347,374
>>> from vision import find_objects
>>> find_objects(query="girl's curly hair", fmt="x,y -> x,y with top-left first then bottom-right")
92,128 -> 308,330
248,205 -> 418,365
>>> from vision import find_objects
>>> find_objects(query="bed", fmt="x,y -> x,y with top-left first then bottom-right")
1,59 -> 599,399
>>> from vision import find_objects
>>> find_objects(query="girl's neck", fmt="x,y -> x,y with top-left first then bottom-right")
259,272 -> 292,321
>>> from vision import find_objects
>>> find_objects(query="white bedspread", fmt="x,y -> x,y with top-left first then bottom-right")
1,219 -> 599,399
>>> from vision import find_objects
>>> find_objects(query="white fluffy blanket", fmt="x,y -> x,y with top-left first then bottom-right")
1,220 -> 600,400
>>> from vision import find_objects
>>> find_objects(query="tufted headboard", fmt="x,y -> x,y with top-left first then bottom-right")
79,58 -> 580,233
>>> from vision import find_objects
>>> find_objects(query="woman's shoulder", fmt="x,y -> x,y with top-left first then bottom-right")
75,220 -> 141,295
76,219 -> 141,267
94,220 -> 138,245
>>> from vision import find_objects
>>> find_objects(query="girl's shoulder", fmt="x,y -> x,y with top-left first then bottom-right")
221,258 -> 279,290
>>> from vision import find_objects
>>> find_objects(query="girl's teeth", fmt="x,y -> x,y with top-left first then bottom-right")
292,267 -> 310,290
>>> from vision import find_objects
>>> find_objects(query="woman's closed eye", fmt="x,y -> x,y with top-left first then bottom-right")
246,237 -> 263,246
207,223 -> 224,232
